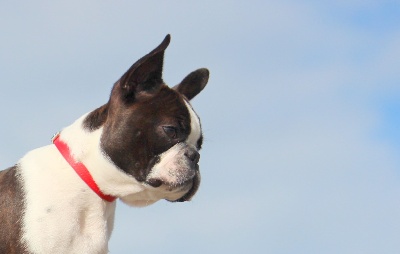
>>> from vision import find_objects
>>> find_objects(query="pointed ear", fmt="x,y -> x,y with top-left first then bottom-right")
173,68 -> 209,100
118,34 -> 171,99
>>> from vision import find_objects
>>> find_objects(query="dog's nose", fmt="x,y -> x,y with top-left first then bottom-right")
185,149 -> 200,164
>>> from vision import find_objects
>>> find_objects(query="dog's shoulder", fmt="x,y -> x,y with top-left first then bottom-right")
0,166 -> 23,207
0,166 -> 27,253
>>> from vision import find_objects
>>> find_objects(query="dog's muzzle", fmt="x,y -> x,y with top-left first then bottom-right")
146,146 -> 201,202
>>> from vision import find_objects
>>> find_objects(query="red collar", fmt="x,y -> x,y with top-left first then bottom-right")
52,134 -> 116,202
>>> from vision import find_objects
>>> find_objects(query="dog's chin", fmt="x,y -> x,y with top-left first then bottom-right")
146,170 -> 201,203
168,171 -> 201,202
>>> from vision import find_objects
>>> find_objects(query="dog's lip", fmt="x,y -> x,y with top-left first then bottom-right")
146,178 -> 164,188
145,177 -> 193,190
145,163 -> 199,189
145,168 -> 200,202
169,171 -> 200,202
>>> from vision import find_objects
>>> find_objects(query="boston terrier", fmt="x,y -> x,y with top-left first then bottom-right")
0,34 -> 209,254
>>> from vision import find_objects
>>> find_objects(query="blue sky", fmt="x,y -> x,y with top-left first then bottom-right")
1,1 -> 400,253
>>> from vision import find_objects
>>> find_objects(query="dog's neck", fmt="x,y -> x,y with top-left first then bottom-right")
53,134 -> 117,202
58,113 -> 163,207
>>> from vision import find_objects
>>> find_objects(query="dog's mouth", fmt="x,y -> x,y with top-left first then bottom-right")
172,171 -> 201,202
146,168 -> 201,202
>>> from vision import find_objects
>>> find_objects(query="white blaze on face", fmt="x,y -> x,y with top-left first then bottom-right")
184,100 -> 202,147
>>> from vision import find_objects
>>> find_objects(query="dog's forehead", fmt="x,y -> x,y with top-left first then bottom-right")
121,88 -> 183,126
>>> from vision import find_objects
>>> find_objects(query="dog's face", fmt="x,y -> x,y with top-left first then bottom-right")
84,35 -> 208,203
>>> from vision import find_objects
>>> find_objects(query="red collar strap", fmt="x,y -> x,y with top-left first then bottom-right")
52,134 -> 117,202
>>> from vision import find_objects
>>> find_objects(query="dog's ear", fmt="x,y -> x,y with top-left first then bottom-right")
173,68 -> 209,100
118,34 -> 171,100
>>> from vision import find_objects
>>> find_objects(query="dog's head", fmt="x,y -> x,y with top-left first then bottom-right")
84,35 -> 208,204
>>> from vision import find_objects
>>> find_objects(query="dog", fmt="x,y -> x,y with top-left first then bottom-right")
0,34 -> 209,254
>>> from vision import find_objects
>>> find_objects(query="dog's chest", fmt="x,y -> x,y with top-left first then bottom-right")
19,145 -> 116,254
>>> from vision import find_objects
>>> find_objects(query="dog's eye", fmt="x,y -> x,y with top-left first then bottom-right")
162,126 -> 178,139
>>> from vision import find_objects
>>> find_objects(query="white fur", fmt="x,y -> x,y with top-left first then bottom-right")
184,100 -> 202,146
19,100 -> 202,254
19,144 -> 116,253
